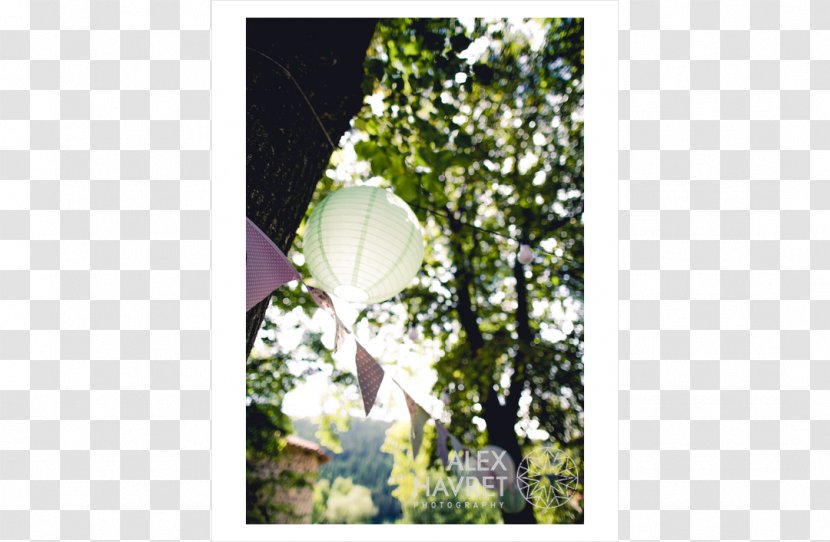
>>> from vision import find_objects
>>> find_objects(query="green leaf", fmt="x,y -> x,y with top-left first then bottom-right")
353,140 -> 378,159
402,41 -> 419,57
472,63 -> 494,85
454,132 -> 472,149
395,176 -> 419,202
365,58 -> 386,81
449,34 -> 472,53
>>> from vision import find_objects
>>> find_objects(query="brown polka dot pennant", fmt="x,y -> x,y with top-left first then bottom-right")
306,282 -> 476,461
245,217 -> 476,463
436,420 -> 450,468
403,391 -> 430,458
306,285 -> 349,352
355,343 -> 385,416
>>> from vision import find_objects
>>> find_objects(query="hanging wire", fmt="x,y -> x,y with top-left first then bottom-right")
247,47 -> 336,149
247,46 -> 580,261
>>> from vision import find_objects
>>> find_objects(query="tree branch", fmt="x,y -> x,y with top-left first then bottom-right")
507,210 -> 533,414
447,212 -> 484,352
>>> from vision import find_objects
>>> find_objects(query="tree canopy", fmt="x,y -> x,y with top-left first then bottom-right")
350,18 -> 584,523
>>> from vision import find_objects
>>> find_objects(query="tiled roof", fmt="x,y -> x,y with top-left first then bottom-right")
285,435 -> 331,462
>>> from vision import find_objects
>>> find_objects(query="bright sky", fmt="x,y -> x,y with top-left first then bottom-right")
253,286 -> 444,423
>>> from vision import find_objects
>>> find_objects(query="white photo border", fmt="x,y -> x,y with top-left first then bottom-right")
211,2 -> 619,540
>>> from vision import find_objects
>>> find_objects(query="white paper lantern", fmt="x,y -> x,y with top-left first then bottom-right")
303,186 -> 425,304
517,244 -> 533,265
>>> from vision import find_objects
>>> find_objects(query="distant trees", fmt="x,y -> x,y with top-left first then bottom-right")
294,418 -> 402,523
382,422 -> 503,524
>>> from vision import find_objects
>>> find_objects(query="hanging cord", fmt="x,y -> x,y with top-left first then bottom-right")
247,46 -> 579,260
247,47 -> 336,150
413,173 -> 519,244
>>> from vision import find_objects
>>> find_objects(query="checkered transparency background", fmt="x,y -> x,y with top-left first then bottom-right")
620,0 -> 830,540
2,0 -> 830,540
0,0 -> 210,540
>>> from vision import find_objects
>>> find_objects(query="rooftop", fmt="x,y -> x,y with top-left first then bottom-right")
285,435 -> 330,463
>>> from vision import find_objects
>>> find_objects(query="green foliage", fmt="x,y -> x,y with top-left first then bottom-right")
402,470 -> 504,525
246,319 -> 351,522
382,421 -> 502,524
312,477 -> 379,524
247,291 -> 357,523
295,417 -> 401,523
248,18 -> 585,525
522,443 -> 584,525
246,352 -> 297,523
352,18 -> 585,522
314,412 -> 349,454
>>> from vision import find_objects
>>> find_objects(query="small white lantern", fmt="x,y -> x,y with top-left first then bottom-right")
303,186 -> 425,304
517,244 -> 533,265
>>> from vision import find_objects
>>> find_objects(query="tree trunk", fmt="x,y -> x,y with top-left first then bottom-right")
449,218 -> 537,524
482,404 -> 537,524
493,230 -> 539,524
245,19 -> 377,358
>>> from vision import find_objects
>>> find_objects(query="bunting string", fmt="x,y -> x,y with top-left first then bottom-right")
247,217 -> 470,462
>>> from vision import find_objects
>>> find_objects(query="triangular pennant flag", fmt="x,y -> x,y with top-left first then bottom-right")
332,317 -> 349,353
448,433 -> 466,475
307,285 -> 335,314
449,433 -> 463,453
246,218 -> 299,311
355,343 -> 385,416
436,421 -> 449,469
404,392 -> 430,458
306,285 -> 349,352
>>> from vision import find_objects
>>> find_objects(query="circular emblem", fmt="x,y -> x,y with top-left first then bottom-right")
516,447 -> 579,509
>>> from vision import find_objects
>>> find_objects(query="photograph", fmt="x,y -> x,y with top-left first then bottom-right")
244,17 -> 584,525
6,0 -> 820,541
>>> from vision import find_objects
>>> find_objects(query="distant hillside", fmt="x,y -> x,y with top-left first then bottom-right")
293,417 -> 402,523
